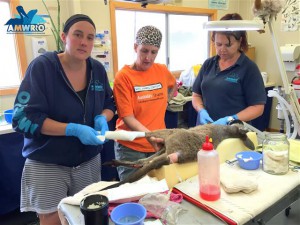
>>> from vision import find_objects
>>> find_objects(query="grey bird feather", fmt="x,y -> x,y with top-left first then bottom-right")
252,0 -> 284,24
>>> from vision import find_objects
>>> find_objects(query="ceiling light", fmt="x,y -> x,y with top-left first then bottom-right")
203,20 -> 264,31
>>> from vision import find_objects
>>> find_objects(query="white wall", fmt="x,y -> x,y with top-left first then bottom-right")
2,0 -> 300,131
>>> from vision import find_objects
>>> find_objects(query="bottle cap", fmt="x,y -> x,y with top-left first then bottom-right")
202,135 -> 213,151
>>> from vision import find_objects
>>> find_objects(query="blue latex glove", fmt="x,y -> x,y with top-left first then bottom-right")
212,115 -> 238,125
94,115 -> 109,136
65,123 -> 104,145
197,109 -> 214,125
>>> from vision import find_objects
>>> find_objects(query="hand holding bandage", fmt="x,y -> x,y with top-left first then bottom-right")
94,115 -> 109,136
66,123 -> 104,145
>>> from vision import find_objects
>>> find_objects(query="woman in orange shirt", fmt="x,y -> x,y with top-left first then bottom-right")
113,25 -> 177,181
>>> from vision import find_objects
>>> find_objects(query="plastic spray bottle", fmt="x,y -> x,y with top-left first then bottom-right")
197,135 -> 220,201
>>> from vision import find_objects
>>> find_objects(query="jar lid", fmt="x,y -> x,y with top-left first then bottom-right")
265,132 -> 288,141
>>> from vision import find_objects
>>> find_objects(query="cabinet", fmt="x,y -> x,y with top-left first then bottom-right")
0,118 -> 119,217
0,132 -> 24,215
165,101 -> 197,129
252,85 -> 275,131
246,47 -> 256,61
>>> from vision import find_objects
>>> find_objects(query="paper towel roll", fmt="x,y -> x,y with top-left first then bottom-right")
261,72 -> 268,85
280,44 -> 300,61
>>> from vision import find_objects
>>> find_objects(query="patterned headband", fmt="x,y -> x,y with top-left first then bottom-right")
135,25 -> 162,48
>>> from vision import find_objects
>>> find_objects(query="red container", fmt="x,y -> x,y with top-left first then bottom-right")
292,77 -> 300,104
197,136 -> 220,201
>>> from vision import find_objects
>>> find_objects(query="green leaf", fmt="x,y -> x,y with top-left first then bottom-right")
42,0 -> 63,51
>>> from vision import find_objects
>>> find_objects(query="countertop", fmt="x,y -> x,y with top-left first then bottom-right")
0,123 -> 14,135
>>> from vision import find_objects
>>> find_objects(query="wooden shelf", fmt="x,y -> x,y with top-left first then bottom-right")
246,47 -> 255,61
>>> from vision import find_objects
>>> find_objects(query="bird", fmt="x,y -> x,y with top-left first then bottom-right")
252,0 -> 284,24
5,6 -> 28,26
22,9 -> 38,24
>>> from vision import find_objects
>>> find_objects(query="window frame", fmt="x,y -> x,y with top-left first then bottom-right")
0,0 -> 27,96
109,1 -> 217,76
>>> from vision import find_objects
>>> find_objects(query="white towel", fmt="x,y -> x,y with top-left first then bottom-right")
220,165 -> 258,193
59,175 -> 169,207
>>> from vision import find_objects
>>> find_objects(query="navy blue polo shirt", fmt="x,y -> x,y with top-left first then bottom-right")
192,52 -> 267,121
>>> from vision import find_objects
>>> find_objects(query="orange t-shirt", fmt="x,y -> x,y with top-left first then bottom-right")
113,63 -> 176,152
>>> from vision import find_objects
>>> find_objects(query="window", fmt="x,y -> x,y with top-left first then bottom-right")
115,10 -> 167,69
110,1 -> 217,74
168,14 -> 210,71
0,0 -> 27,95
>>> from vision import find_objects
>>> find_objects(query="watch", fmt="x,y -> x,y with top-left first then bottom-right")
227,116 -> 235,125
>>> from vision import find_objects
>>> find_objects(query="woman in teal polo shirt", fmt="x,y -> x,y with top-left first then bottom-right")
192,13 -> 266,125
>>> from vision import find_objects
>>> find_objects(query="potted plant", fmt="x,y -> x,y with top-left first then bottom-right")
42,0 -> 64,51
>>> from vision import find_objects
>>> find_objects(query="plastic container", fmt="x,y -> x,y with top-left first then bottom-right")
262,133 -> 289,175
110,202 -> 147,225
292,77 -> 300,103
138,192 -> 185,225
80,194 -> 109,225
4,109 -> 13,124
197,136 -> 220,201
235,151 -> 262,170
261,72 -> 268,85
94,33 -> 104,47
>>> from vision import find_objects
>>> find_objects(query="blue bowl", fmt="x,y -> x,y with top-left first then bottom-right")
4,109 -> 13,124
111,203 -> 146,225
235,151 -> 262,170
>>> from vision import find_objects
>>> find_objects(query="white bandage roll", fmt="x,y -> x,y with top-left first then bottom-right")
98,130 -> 146,141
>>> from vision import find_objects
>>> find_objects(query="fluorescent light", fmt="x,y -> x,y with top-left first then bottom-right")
203,20 -> 264,31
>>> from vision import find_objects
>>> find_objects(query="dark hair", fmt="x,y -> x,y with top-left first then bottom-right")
211,13 -> 248,52
63,14 -> 96,33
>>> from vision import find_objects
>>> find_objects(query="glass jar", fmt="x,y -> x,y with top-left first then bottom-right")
262,133 -> 289,175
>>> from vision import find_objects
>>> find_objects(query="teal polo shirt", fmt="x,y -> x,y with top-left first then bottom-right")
192,52 -> 267,121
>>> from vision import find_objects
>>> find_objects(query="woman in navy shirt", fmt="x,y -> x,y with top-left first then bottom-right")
192,13 -> 266,125
12,14 -> 115,225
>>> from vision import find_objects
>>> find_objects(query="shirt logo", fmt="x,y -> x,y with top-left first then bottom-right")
134,83 -> 162,92
14,91 -> 38,135
91,80 -> 104,92
225,74 -> 239,83
5,5 -> 46,34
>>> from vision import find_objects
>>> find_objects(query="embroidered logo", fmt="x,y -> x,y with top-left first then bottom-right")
225,74 -> 239,83
91,80 -> 104,92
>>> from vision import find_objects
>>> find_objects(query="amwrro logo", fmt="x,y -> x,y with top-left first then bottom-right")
5,5 -> 46,34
